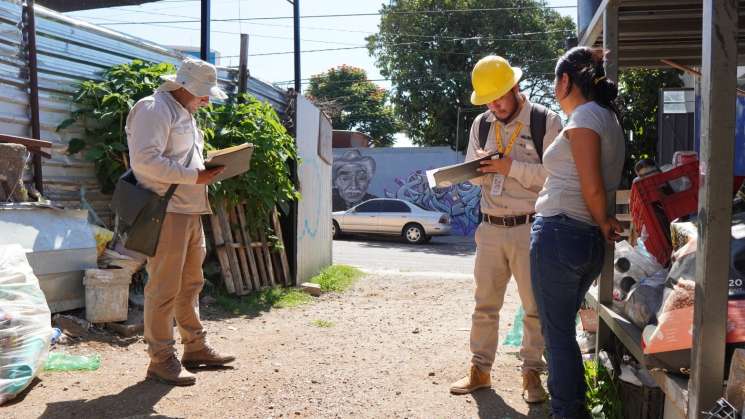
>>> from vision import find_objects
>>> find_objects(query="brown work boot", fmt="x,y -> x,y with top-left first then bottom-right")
449,365 -> 491,395
522,369 -> 548,403
146,354 -> 196,386
181,345 -> 236,368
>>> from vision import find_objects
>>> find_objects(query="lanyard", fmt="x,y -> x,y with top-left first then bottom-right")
494,121 -> 523,158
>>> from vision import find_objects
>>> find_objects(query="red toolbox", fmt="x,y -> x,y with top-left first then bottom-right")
630,160 -> 700,266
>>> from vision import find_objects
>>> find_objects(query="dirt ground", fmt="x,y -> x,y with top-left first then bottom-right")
2,271 -> 548,419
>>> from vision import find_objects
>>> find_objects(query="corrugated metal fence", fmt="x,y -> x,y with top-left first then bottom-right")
0,0 -> 287,224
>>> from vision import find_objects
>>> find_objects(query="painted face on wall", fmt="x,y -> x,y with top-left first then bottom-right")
334,163 -> 372,204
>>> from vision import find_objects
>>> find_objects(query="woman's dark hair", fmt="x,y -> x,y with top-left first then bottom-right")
555,46 -> 621,120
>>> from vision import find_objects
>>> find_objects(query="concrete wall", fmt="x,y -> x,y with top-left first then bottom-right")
296,96 -> 333,282
332,147 -> 481,236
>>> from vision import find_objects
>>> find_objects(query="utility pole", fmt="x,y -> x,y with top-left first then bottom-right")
200,0 -> 210,62
238,34 -> 249,96
292,0 -> 300,93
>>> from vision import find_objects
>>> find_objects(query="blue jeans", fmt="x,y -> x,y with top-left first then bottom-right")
529,215 -> 605,418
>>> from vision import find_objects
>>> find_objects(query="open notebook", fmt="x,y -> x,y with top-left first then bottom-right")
204,143 -> 254,184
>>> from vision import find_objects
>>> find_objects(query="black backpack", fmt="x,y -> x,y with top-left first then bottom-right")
477,103 -> 549,162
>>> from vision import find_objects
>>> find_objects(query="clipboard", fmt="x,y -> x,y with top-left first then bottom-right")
204,143 -> 254,184
425,151 -> 501,189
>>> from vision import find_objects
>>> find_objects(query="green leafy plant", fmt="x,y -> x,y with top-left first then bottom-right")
59,60 -> 176,193
198,93 -> 300,226
584,360 -> 623,419
310,265 -> 363,292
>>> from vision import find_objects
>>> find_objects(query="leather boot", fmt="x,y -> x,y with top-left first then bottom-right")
522,369 -> 548,403
147,354 -> 196,386
182,345 -> 236,368
449,365 -> 491,394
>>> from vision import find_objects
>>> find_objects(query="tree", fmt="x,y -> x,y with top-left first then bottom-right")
367,0 -> 574,148
306,65 -> 399,147
617,69 -> 683,186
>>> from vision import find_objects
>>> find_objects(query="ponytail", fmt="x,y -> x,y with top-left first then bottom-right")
555,47 -> 621,121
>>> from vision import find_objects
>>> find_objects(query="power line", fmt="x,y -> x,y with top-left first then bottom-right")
96,6 -> 577,26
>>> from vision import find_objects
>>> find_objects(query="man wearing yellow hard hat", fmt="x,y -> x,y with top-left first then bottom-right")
449,55 -> 562,403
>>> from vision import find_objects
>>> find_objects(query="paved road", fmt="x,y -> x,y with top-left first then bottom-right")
332,234 -> 476,275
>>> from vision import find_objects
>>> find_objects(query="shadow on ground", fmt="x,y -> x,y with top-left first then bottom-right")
38,380 -> 179,419
471,388 -> 551,418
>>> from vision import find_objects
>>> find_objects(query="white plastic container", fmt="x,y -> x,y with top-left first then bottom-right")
83,268 -> 131,323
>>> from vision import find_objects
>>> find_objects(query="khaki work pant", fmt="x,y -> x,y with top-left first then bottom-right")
470,222 -> 546,372
144,213 -> 208,362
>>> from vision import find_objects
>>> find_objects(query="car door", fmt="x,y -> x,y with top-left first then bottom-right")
376,200 -> 412,234
343,200 -> 381,233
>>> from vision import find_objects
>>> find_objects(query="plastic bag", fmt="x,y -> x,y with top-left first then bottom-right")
622,270 -> 667,329
0,245 -> 52,406
44,352 -> 100,372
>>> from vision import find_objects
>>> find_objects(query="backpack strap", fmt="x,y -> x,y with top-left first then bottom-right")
529,103 -> 548,162
477,110 -> 492,150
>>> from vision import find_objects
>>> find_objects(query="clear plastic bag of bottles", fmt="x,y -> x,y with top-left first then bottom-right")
0,245 -> 52,405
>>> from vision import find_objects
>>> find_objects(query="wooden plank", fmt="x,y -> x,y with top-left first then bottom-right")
596,0 -> 619,359
0,134 -> 52,148
251,223 -> 270,287
236,204 -> 262,291
229,205 -> 252,294
259,228 -> 276,286
272,209 -> 291,286
579,0 -> 610,47
615,189 -> 630,205
651,370 -> 688,418
208,213 -> 235,294
597,304 -> 645,366
216,202 -> 246,295
690,0 -> 737,415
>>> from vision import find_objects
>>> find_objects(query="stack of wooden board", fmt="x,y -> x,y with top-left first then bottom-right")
208,201 -> 290,295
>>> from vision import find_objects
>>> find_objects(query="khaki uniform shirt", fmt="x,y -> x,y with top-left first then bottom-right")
125,91 -> 211,214
465,95 -> 563,217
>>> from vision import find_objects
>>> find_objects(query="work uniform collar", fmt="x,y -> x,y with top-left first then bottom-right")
485,93 -> 532,127
157,90 -> 191,116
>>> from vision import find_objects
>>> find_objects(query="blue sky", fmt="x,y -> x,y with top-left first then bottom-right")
66,0 -> 577,146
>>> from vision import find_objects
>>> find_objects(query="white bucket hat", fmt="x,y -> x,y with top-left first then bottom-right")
158,58 -> 227,99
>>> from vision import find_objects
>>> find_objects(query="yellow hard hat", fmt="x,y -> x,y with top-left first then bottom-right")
470,55 -> 523,105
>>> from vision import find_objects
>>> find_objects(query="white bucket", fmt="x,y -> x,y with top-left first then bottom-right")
83,268 -> 132,323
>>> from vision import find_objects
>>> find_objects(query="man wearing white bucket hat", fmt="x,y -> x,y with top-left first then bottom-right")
126,58 -> 233,386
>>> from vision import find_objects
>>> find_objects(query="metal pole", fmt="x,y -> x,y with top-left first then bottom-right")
595,0 -> 618,357
23,0 -> 42,194
690,0 -> 737,415
454,106 -> 461,161
238,34 -> 249,96
200,0 -> 210,62
292,0 -> 300,93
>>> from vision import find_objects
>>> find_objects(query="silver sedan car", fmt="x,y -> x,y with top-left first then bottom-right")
332,198 -> 452,244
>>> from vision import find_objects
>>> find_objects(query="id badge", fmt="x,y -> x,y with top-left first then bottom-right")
490,174 -> 505,196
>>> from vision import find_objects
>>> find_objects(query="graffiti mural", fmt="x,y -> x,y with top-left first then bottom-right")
384,170 -> 481,236
331,146 -> 483,236
332,149 -> 379,211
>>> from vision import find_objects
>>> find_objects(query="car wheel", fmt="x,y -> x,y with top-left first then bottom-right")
332,220 -> 341,239
403,223 -> 426,244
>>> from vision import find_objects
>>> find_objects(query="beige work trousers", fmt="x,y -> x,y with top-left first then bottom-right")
144,213 -> 207,362
470,222 -> 546,372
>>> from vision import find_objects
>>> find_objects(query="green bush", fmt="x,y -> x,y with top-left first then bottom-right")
198,93 -> 299,225
584,360 -> 623,419
59,61 -> 299,226
59,60 -> 175,193
310,265 -> 363,292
